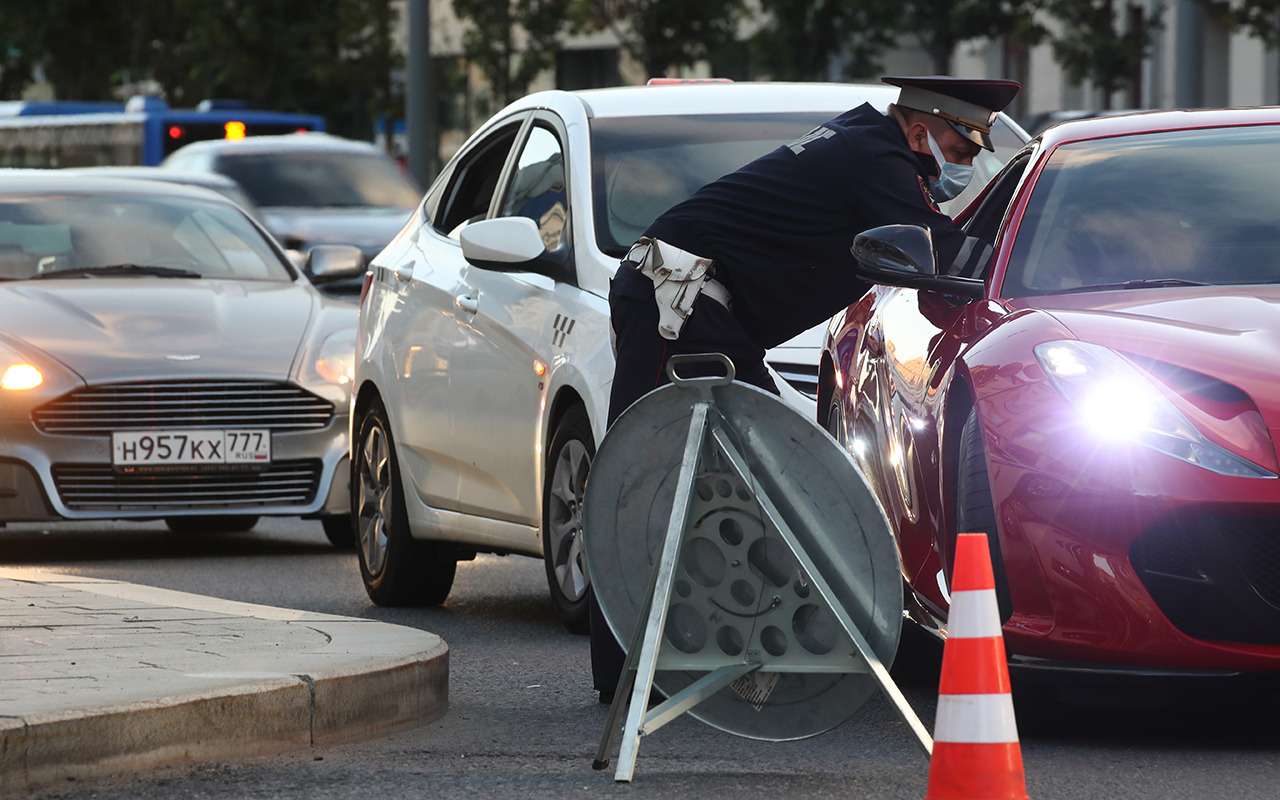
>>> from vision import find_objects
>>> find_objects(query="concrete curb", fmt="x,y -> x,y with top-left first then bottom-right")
0,570 -> 448,793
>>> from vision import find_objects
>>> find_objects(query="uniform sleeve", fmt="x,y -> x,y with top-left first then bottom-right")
845,141 -> 967,273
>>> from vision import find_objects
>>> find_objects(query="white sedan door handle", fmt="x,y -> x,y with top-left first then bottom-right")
455,292 -> 479,314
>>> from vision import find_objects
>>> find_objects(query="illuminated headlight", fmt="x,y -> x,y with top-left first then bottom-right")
1,363 -> 42,391
1034,341 -> 1274,478
313,329 -> 357,387
0,338 -> 45,391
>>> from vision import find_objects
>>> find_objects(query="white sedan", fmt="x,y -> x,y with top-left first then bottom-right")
351,81 -> 1028,629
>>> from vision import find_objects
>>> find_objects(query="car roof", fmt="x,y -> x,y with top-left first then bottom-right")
168,131 -> 380,156
1040,106 -> 1280,149
0,169 -> 239,202
64,166 -> 241,189
505,82 -> 900,119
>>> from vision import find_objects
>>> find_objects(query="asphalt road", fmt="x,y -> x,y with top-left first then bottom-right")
5,517 -> 1278,800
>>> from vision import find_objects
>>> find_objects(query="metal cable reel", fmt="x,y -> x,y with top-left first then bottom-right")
586,354 -> 933,782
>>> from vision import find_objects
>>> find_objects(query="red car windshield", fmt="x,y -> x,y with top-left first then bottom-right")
1004,125 -> 1280,296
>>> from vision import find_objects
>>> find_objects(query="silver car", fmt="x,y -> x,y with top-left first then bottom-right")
162,133 -> 420,294
0,173 -> 363,544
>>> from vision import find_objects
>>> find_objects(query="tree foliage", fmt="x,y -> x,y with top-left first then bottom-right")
750,0 -> 898,81
568,0 -> 745,78
1200,1 -> 1280,46
899,0 -> 1047,74
1046,0 -> 1162,108
453,0 -> 570,106
0,0 -> 402,139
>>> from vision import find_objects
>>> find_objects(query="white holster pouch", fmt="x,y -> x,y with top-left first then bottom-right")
626,236 -> 730,340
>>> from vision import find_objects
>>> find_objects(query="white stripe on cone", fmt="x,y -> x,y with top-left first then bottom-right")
945,589 -> 1004,639
934,693 -> 1019,744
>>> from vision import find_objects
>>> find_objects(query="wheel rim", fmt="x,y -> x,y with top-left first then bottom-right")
357,421 -> 392,577
547,438 -> 591,602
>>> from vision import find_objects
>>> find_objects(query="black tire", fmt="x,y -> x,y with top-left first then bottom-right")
954,408 -> 1013,622
541,404 -> 594,634
353,398 -> 456,606
825,392 -> 841,439
164,515 -> 258,534
321,514 -> 355,549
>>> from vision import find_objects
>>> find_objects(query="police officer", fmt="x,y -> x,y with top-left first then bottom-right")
590,76 -> 1022,703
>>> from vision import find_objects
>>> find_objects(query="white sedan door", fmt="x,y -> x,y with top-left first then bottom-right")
451,119 -> 575,525
387,116 -> 526,514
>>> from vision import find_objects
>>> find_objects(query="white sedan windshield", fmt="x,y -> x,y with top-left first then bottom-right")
589,111 -> 1024,257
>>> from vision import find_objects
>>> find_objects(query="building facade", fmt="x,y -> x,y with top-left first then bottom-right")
397,0 -> 1280,159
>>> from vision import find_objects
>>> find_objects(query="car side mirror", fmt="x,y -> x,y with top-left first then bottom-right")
306,245 -> 365,283
461,217 -> 547,273
851,225 -> 984,299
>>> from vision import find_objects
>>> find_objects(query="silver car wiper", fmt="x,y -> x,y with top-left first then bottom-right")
28,263 -> 204,280
1057,277 -> 1209,294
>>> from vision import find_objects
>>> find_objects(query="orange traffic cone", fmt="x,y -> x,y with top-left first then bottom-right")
925,533 -> 1028,800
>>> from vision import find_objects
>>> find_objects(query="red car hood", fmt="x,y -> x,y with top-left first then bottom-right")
1008,285 -> 1280,466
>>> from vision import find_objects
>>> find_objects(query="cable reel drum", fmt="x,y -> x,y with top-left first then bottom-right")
586,354 -> 933,781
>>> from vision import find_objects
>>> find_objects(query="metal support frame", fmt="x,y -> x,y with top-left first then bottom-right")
593,399 -> 933,783
710,426 -> 934,756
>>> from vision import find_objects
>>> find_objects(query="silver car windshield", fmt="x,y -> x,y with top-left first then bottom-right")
216,151 -> 420,209
0,194 -> 292,282
1005,125 -> 1280,296
588,111 -> 1024,257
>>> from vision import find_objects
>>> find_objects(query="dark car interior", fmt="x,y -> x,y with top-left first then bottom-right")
952,151 -> 1032,279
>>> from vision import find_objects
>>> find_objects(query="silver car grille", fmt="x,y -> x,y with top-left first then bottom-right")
33,381 -> 334,435
768,361 -> 819,399
52,460 -> 321,511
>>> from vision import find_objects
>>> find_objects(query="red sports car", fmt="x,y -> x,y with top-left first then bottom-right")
822,108 -> 1280,673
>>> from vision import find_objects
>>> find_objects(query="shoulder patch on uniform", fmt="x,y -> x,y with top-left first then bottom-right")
916,175 -> 941,213
787,126 -> 836,155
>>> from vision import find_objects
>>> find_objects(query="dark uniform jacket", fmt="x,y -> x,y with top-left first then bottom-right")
632,103 -> 967,349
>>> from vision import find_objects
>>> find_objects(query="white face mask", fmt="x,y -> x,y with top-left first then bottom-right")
925,130 -> 975,202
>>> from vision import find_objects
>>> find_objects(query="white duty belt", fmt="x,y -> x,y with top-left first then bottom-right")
625,236 -> 731,341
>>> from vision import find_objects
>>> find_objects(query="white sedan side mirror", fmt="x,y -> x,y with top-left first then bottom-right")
461,217 -> 546,272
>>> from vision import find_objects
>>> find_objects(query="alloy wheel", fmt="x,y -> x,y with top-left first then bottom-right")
546,439 -> 591,602
357,422 -> 392,577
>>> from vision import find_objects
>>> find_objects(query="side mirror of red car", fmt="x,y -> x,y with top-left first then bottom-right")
851,225 -> 984,299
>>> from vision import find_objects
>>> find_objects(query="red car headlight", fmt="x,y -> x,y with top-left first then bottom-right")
1034,340 -> 1275,479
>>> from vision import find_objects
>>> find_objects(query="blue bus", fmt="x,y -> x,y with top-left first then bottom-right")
0,96 -> 324,168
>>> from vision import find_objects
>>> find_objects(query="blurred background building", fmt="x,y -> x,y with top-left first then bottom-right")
398,0 -> 1280,162
4,1 -> 1280,167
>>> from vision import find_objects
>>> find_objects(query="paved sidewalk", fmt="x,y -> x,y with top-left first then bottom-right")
0,568 -> 448,793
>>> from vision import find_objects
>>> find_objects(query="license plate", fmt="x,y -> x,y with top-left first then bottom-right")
111,429 -> 271,469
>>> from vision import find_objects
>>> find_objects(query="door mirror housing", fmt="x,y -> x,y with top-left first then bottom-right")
851,225 -> 984,299
306,245 -> 366,283
461,217 -> 548,273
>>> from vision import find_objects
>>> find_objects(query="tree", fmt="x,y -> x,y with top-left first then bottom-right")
1047,0 -> 1162,109
1199,1 -> 1280,45
901,0 -> 1046,75
750,0 -> 899,81
569,0 -> 745,79
453,0 -> 570,107
0,0 -> 402,140
147,0 -> 404,139
0,0 -> 158,100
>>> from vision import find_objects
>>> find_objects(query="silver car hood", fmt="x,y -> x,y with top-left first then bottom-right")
261,207 -> 412,255
0,279 -> 314,383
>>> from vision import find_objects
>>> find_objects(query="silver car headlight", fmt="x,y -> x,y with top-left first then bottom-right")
0,337 -> 80,411
312,329 -> 357,388
0,337 -> 44,391
1034,340 -> 1274,479
297,328 -> 357,410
